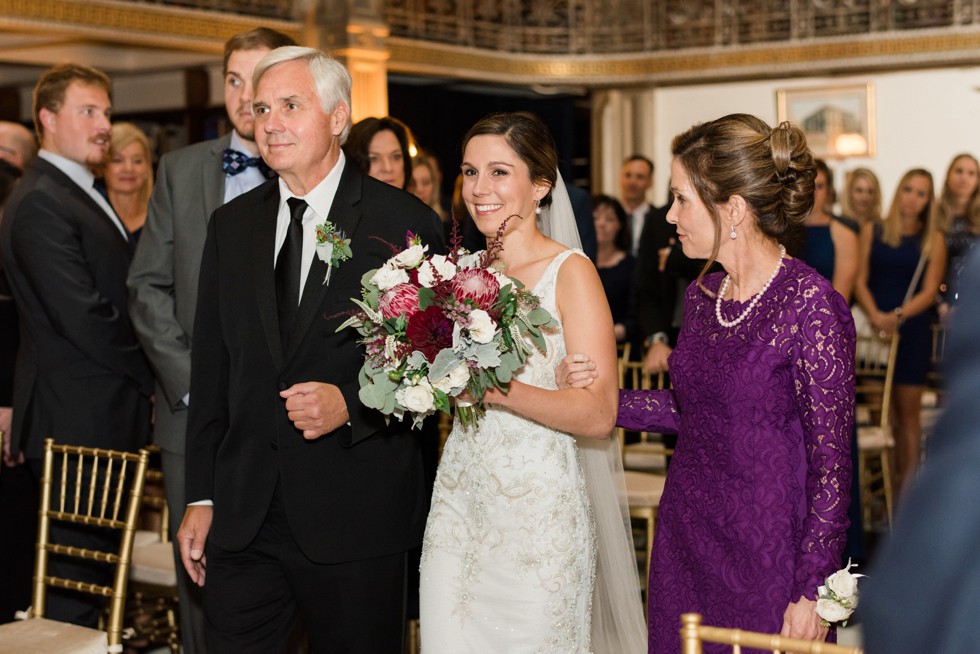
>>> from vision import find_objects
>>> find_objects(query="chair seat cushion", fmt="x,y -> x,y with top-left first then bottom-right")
623,447 -> 667,472
0,617 -> 108,654
130,541 -> 178,587
624,471 -> 666,507
132,529 -> 159,548
858,425 -> 895,449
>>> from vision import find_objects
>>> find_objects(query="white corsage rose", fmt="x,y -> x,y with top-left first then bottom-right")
815,558 -> 865,627
468,309 -> 497,344
371,264 -> 410,291
815,598 -> 850,623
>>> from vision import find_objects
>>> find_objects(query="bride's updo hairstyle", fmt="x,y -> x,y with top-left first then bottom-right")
671,113 -> 815,284
461,112 -> 558,209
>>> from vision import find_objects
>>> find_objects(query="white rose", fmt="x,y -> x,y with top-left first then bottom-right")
492,269 -> 512,289
456,251 -> 481,269
433,362 -> 470,394
371,264 -> 409,291
417,254 -> 457,288
392,243 -> 427,268
825,569 -> 859,600
468,309 -> 497,344
315,241 -> 334,264
815,598 -> 850,624
396,380 -> 435,414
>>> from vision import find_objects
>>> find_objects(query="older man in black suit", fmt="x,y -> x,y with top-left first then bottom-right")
0,63 -> 153,626
177,47 -> 443,652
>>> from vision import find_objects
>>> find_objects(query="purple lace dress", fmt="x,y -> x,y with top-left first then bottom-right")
618,257 -> 855,653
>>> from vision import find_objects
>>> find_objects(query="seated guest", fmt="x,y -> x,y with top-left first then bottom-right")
593,194 -> 636,344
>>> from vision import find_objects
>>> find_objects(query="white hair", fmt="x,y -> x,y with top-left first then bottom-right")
252,46 -> 353,144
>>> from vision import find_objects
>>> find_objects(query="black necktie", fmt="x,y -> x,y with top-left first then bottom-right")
276,198 -> 307,346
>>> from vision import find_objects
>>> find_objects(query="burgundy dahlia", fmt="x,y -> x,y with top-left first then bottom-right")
379,283 -> 421,319
452,268 -> 500,313
406,305 -> 454,363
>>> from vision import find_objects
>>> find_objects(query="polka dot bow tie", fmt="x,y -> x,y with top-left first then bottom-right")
222,148 -> 276,179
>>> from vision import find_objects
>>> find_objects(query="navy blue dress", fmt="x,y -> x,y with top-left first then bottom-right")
867,228 -> 932,385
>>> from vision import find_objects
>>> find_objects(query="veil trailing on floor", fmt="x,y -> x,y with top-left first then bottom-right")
539,173 -> 648,654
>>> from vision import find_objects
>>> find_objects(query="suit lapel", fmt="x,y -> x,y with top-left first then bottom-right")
35,159 -> 131,249
282,164 -> 364,364
251,184 -> 285,368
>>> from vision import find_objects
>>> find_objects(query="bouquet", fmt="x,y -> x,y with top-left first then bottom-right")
338,218 -> 556,429
815,559 -> 865,627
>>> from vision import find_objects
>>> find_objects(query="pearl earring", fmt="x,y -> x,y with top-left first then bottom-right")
729,223 -> 737,239
534,199 -> 542,215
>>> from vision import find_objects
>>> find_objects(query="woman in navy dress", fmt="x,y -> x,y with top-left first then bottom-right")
854,168 -> 947,495
936,153 -> 980,314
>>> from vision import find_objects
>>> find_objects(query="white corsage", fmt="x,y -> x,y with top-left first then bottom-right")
816,559 -> 865,627
314,220 -> 352,285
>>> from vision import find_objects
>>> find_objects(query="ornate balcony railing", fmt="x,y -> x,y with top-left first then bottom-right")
126,0 -> 294,19
383,0 -> 980,55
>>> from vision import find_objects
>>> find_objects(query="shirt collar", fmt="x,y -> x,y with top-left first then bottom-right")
38,149 -> 96,191
228,131 -> 260,158
277,151 -> 346,221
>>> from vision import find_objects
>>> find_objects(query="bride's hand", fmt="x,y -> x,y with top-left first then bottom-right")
554,354 -> 597,390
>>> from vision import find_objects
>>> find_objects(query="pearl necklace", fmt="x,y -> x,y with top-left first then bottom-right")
715,245 -> 786,328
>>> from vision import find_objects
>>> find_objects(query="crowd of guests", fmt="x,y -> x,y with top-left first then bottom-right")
0,22 -> 977,654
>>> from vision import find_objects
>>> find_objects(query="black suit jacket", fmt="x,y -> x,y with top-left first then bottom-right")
0,157 -> 153,458
186,163 -> 445,564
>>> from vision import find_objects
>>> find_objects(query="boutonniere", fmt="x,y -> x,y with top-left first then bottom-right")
315,221 -> 352,285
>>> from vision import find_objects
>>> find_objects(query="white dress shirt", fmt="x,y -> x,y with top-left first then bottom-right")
273,152 -> 346,301
629,200 -> 651,256
223,131 -> 270,204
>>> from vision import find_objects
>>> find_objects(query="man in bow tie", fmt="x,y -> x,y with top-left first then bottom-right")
127,27 -> 296,654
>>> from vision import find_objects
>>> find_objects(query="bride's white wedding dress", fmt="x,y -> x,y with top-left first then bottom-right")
420,249 -> 597,653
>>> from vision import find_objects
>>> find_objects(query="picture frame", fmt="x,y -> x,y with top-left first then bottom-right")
776,83 -> 875,158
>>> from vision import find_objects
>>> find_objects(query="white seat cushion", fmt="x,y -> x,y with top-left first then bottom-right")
0,617 -> 108,654
623,446 -> 667,472
130,541 -> 178,587
132,529 -> 159,549
624,471 -> 666,507
858,425 -> 895,449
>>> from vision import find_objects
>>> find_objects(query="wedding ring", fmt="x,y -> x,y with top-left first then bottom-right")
878,330 -> 887,338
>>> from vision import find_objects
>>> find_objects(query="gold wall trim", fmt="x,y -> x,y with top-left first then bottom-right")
0,0 -> 300,53
389,29 -> 980,86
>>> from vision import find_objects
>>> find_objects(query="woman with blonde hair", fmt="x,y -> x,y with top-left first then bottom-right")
936,153 -> 980,312
841,166 -> 882,226
854,168 -> 947,494
104,122 -> 153,241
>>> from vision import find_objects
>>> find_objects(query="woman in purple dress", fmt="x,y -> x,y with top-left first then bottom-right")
561,114 -> 855,652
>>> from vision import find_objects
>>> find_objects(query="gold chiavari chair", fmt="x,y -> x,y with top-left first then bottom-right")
125,449 -> 180,654
0,438 -> 149,654
854,332 -> 900,529
680,613 -> 864,654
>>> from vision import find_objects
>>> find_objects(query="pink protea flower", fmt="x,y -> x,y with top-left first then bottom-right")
452,268 -> 500,314
379,283 -> 421,319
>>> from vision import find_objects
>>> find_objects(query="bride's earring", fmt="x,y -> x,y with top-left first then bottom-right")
729,223 -> 737,239
534,199 -> 542,215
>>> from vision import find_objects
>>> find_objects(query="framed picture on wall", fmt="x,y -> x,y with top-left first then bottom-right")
776,83 -> 875,158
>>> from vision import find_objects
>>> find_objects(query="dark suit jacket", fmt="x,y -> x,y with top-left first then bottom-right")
186,163 -> 445,564
862,249 -> 980,654
0,157 -> 153,458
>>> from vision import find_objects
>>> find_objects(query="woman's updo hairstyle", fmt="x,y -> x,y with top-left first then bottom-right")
461,112 -> 558,209
671,113 -> 815,278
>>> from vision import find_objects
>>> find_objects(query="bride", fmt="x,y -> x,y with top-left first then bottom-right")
419,113 -> 646,653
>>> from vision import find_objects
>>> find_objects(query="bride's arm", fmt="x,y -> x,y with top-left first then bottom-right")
483,254 -> 618,439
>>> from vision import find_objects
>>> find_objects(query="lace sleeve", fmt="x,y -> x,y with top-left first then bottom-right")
790,289 -> 856,600
617,389 -> 680,433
